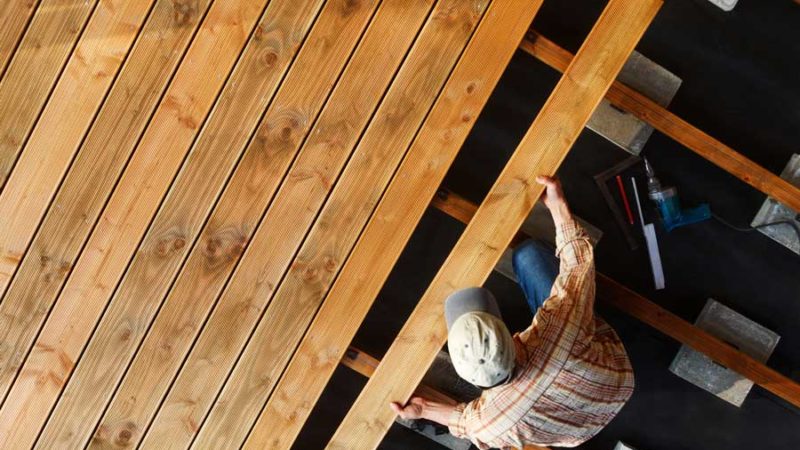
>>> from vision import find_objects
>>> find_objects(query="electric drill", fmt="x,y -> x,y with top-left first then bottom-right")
644,158 -> 711,231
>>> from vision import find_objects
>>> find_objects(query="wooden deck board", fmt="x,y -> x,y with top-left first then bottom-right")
0,0 -> 96,188
0,0 -> 40,81
195,1 -> 487,447
35,0 -> 329,447
0,0 -> 212,420
0,0 -> 269,445
138,0 -> 452,445
328,0 -> 661,447
245,1 -> 545,447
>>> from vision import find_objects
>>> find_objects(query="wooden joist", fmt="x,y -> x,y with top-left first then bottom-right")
35,0 -> 334,447
328,0 -> 662,447
0,0 -> 272,446
431,189 -> 800,409
521,31 -> 800,212
244,1 -> 547,448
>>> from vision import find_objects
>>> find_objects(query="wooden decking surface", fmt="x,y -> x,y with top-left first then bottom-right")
0,0 -> 513,448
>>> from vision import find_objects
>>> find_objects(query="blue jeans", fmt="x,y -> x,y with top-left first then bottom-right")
512,239 -> 559,316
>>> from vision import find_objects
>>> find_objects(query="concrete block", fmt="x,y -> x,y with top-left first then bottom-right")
587,51 -> 682,155
670,299 -> 780,407
751,154 -> 800,255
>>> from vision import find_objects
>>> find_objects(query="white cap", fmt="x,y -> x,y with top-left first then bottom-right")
446,311 -> 516,388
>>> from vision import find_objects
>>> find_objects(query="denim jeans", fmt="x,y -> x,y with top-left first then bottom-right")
512,239 -> 559,316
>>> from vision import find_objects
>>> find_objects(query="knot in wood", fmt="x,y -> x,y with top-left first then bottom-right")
262,50 -> 278,68
323,256 -> 337,272
172,0 -> 196,26
340,0 -> 360,17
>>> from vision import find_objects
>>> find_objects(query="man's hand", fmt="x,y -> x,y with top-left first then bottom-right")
536,175 -> 571,225
390,397 -> 425,420
390,397 -> 456,426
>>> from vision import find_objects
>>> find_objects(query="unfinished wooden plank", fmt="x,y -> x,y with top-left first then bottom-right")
329,0 -> 661,447
0,0 -> 157,401
432,189 -> 800,410
138,1 -> 440,447
90,0 -> 417,446
193,2 -> 487,447
0,0 -> 270,446
521,31 -> 800,213
245,1 -> 545,448
0,0 -> 40,80
0,0 -> 211,411
0,0 -> 97,190
34,0 -> 330,447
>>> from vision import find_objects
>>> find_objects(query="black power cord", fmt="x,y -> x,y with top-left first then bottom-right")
712,212 -> 800,243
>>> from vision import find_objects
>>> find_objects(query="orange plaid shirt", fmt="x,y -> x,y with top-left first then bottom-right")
448,220 -> 634,449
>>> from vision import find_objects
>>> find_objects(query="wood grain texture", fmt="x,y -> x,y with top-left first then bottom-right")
0,0 -> 96,188
139,1 -> 439,447
328,0 -> 661,447
521,31 -> 800,212
34,0 -> 328,448
0,0 -> 210,417
0,0 -> 269,446
432,189 -> 800,410
196,1 -> 487,447
89,0 -> 394,446
0,0 -> 40,81
0,0 -> 157,409
245,0 -> 544,447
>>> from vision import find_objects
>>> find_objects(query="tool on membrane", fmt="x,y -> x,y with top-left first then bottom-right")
632,177 -> 665,290
644,157 -> 711,232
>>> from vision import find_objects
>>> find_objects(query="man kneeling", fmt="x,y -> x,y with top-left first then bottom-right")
391,176 -> 634,449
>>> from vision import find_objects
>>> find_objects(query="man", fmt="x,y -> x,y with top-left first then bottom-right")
391,176 -> 634,449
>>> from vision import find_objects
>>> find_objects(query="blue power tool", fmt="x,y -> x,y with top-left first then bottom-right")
644,158 -> 711,232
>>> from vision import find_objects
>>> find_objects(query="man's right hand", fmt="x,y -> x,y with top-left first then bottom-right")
536,175 -> 572,225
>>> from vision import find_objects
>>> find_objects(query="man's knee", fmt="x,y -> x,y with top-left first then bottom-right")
512,239 -> 552,269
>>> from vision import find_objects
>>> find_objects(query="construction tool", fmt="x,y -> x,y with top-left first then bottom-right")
644,158 -> 711,232
594,156 -> 641,250
632,177 -> 665,290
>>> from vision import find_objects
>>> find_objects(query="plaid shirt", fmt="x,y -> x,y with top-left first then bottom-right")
448,220 -> 634,449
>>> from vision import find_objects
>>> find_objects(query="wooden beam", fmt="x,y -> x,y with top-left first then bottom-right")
431,189 -> 800,409
244,1 -> 547,448
329,0 -> 661,447
340,347 -> 550,450
0,0 -> 272,446
521,31 -> 800,213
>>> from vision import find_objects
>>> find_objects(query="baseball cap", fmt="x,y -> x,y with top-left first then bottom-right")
445,287 -> 516,388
